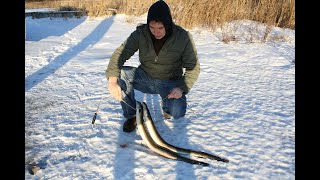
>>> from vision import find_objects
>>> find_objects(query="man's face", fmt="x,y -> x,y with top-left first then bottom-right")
149,21 -> 166,39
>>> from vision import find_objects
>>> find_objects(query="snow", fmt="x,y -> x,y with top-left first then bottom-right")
25,13 -> 295,179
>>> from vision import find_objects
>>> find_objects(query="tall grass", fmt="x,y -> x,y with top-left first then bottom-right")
25,0 -> 295,29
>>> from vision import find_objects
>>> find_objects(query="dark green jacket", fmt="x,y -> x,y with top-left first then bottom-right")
106,24 -> 200,94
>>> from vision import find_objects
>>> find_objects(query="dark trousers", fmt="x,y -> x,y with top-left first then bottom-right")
119,66 -> 187,119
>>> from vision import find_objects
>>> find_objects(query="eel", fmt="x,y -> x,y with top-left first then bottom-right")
141,102 -> 229,163
136,101 -> 209,166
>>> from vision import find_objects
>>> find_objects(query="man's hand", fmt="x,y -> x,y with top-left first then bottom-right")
168,87 -> 183,99
108,77 -> 122,101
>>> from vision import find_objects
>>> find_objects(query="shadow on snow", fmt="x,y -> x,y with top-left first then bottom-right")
25,16 -> 115,91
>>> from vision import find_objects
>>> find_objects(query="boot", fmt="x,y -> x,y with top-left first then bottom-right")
123,116 -> 136,132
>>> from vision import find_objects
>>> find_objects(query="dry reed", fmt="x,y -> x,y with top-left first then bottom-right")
25,0 -> 295,29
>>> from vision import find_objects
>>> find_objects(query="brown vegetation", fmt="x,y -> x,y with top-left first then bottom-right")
25,0 -> 295,29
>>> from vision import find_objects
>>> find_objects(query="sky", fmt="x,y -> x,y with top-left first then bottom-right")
25,9 -> 295,179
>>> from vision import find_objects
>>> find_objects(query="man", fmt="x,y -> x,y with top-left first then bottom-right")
106,0 -> 200,132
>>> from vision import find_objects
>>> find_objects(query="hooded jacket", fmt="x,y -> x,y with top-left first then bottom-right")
147,0 -> 173,36
106,0 -> 200,94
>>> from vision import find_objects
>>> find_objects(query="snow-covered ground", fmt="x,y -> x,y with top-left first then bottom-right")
25,14 -> 295,179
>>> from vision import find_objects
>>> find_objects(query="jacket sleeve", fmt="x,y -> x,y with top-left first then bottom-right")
105,29 -> 140,78
180,32 -> 200,94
